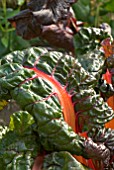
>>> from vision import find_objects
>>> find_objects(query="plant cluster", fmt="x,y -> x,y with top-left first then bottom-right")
0,0 -> 114,170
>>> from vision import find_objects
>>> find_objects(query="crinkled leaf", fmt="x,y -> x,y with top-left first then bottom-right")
43,151 -> 91,170
0,47 -> 113,142
9,111 -> 34,134
74,27 -> 109,78
0,113 -> 41,169
0,27 -> 114,169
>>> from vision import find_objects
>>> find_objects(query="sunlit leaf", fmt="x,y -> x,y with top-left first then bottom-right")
17,0 -> 25,6
9,111 -> 34,134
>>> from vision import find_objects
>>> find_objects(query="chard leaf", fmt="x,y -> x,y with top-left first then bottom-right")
0,47 -> 113,144
9,111 -> 34,134
42,151 -> 91,170
0,45 -> 113,169
74,27 -> 109,78
0,114 -> 41,169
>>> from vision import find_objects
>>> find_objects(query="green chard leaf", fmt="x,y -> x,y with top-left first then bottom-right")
0,28 -> 113,169
0,112 -> 41,169
74,27 -> 110,78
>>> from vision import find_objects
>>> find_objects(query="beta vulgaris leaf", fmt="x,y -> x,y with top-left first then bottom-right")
0,0 -> 114,170
101,38 -> 114,128
0,38 -> 113,169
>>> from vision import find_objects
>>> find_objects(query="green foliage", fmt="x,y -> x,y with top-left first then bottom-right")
74,27 -> 108,78
0,0 -> 114,57
9,111 -> 34,134
104,0 -> 114,13
73,0 -> 114,33
0,0 -> 32,56
0,31 -> 113,167
72,0 -> 90,22
0,111 -> 41,169
0,0 -> 114,169
42,151 -> 91,170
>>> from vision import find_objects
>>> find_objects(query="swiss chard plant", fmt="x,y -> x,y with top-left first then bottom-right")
0,0 -> 114,170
